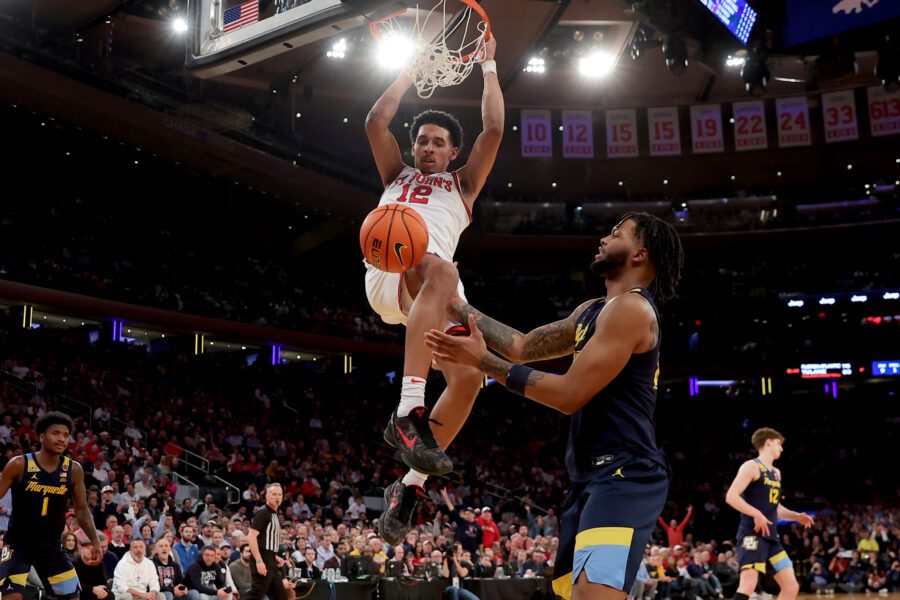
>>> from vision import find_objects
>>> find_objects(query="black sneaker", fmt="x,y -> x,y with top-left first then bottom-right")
383,406 -> 453,476
377,478 -> 423,545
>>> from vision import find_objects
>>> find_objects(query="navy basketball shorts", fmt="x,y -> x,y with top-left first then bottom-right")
552,454 -> 669,600
736,532 -> 793,575
0,542 -> 81,598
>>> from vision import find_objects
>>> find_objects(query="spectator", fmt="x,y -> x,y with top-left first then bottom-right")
808,562 -> 835,594
102,533 -> 122,579
185,547 -> 230,600
64,533 -> 81,563
110,527 -> 130,560
174,526 -> 201,570
346,496 -> 367,522
75,533 -> 110,600
518,549 -> 547,578
658,505 -> 694,548
510,526 -> 534,553
296,548 -> 321,579
475,507 -> 501,551
153,537 -> 195,600
229,544 -> 253,596
113,539 -> 165,600
96,488 -> 119,531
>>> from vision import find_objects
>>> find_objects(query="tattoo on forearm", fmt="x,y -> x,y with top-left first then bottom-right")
525,370 -> 546,387
454,302 -> 522,354
478,352 -> 512,380
520,320 -> 574,361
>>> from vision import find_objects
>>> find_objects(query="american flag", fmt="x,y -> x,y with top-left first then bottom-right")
223,0 -> 258,34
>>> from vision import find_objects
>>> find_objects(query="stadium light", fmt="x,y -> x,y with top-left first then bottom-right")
327,38 -> 347,59
524,57 -> 546,74
726,55 -> 746,68
375,32 -> 416,70
578,52 -> 615,78
172,17 -> 188,34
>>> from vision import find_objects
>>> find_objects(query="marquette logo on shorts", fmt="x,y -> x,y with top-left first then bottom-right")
26,480 -> 68,495
742,536 -> 759,551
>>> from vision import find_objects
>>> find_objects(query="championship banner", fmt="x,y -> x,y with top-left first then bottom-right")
689,104 -> 724,154
647,107 -> 681,156
521,109 -> 553,157
867,86 -> 900,138
775,97 -> 812,147
605,109 -> 639,158
732,100 -> 767,151
562,110 -> 594,158
821,90 -> 858,143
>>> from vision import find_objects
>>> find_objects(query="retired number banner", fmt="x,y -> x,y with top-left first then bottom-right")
521,109 -> 553,157
647,107 -> 681,156
775,97 -> 812,147
562,110 -> 594,158
690,104 -> 724,153
605,109 -> 639,158
733,100 -> 767,151
867,86 -> 900,137
822,90 -> 858,143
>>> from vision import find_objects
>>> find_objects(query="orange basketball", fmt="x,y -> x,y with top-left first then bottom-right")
360,205 -> 429,273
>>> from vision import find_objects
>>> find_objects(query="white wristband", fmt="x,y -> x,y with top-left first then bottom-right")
481,60 -> 497,75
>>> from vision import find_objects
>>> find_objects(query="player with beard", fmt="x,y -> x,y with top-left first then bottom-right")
425,212 -> 684,600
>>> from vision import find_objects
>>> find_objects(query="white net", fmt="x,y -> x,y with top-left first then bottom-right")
371,0 -> 490,99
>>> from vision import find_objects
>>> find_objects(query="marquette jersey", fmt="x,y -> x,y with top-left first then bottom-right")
373,166 -> 471,262
565,288 -> 665,482
7,453 -> 74,548
738,459 -> 782,539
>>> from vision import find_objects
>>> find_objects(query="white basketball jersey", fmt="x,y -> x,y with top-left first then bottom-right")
375,165 -> 472,262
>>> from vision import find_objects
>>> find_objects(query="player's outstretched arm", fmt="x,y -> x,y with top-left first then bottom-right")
365,72 -> 414,187
431,293 -> 650,414
71,461 -> 103,558
0,455 -> 24,500
456,35 -> 504,203
449,297 -> 597,363
777,504 -> 814,528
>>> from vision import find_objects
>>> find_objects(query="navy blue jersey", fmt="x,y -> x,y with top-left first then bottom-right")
738,459 -> 782,539
565,288 -> 665,482
7,453 -> 74,548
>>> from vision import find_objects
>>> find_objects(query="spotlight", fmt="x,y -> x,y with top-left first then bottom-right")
172,17 -> 188,33
725,55 -> 746,69
876,36 -> 899,93
662,33 -> 688,76
578,52 -> 615,78
741,52 -> 770,96
524,57 -> 546,74
327,38 -> 347,59
375,32 -> 416,70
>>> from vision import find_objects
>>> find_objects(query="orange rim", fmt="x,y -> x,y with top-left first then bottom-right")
369,0 -> 491,61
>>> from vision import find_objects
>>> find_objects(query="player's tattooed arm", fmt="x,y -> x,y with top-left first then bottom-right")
449,297 -> 597,363
71,461 -> 102,547
477,352 -> 545,388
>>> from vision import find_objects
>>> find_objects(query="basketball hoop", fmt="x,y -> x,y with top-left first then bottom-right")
370,0 -> 492,99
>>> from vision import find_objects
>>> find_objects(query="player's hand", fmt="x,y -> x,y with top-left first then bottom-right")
256,562 -> 268,576
483,33 -> 497,61
89,541 -> 103,564
753,511 -> 772,537
425,315 -> 487,369
93,586 -> 109,599
797,513 -> 814,528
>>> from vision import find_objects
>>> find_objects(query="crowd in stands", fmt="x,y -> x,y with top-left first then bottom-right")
0,323 -> 898,600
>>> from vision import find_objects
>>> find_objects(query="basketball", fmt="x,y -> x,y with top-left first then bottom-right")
360,205 -> 429,273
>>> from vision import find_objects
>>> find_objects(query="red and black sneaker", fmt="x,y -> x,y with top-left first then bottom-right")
383,406 -> 453,476
377,478 -> 424,546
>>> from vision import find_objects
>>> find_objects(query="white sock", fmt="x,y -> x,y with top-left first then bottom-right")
397,376 -> 426,417
401,468 -> 428,488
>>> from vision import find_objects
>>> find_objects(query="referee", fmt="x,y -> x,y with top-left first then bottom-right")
246,483 -> 287,600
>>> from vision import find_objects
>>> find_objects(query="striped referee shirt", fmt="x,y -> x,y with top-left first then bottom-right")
250,505 -> 282,556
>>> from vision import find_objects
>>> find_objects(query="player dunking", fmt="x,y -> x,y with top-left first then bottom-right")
365,36 -> 504,543
426,213 -> 683,600
0,411 -> 102,600
725,428 -> 813,600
